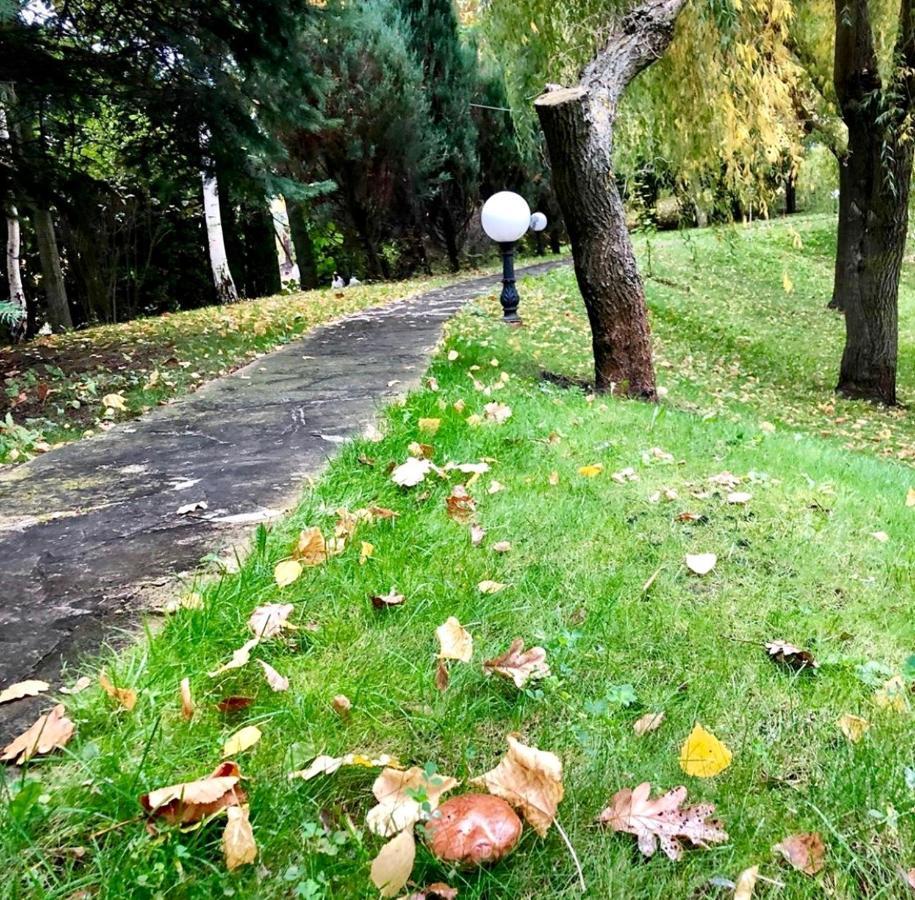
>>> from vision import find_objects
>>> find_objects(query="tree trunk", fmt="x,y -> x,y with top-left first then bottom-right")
201,169 -> 239,304
549,228 -> 561,254
286,198 -> 319,289
31,206 -> 72,330
537,88 -> 655,397
533,0 -> 685,398
5,204 -> 27,341
784,172 -> 797,215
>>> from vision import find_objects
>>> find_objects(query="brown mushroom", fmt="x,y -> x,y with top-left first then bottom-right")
425,793 -> 522,866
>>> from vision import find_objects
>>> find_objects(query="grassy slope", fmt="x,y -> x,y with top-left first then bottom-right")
3,215 -> 915,899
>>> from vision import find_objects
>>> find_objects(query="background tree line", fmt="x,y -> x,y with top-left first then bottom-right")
0,0 -> 558,338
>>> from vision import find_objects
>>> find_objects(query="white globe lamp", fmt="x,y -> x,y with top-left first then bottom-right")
529,211 -> 548,232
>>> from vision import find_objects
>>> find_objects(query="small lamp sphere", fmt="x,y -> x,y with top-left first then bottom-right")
530,211 -> 548,232
481,191 -> 532,243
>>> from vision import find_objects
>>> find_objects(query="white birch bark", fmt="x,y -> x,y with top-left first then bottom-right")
270,195 -> 300,289
0,101 -> 27,339
199,129 -> 238,304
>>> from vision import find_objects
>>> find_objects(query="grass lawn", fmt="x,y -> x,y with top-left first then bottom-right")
3,214 -> 915,898
0,258 -> 536,465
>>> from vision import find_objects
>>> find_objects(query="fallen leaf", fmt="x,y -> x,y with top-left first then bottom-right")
870,531 -> 890,543
180,678 -> 194,721
492,540 -> 512,553
216,696 -> 254,713
685,553 -> 717,576
258,660 -> 289,692
60,676 -> 92,695
436,617 -> 473,662
435,659 -> 450,691
419,417 -> 441,434
483,639 -> 550,688
478,580 -> 506,594
141,761 -> 245,825
734,865 -> 759,900
294,527 -> 328,565
366,766 -> 459,836
444,461 -> 490,475
446,484 -> 476,523
470,523 -> 486,546
360,541 -> 374,564
837,713 -> 870,743
633,712 -> 665,736
288,752 -> 401,781
0,680 -> 50,705
392,457 -> 434,487
679,723 -> 732,777
274,559 -> 303,587
765,640 -> 819,671
1,704 -> 75,764
426,794 -> 522,866
709,472 -> 741,489
222,725 -> 261,757
409,441 -> 434,459
209,638 -> 260,677
676,511 -> 703,522
602,781 -> 729,862
102,392 -> 127,411
906,488 -> 915,507
248,603 -> 295,639
612,467 -> 639,483
448,350 -> 459,361
488,480 -> 505,494
471,734 -> 563,836
549,471 -> 560,486
875,675 -> 908,712
332,694 -> 351,717
483,402 -> 512,424
773,832 -> 825,875
99,673 -> 137,711
223,805 -> 257,871
370,828 -> 416,898
364,423 -> 384,442
578,464 -> 603,477
727,491 -> 752,505
372,589 -> 405,609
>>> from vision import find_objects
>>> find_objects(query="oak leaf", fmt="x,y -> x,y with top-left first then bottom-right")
223,805 -> 257,870
370,828 -> 416,898
483,639 -> 550,689
0,680 -> 49,705
471,734 -> 563,836
436,617 -> 473,662
366,766 -> 459,837
1,704 -> 75,764
598,782 -> 728,860
140,761 -> 245,825
773,832 -> 825,875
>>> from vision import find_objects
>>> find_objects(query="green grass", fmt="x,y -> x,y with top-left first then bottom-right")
3,214 -> 915,898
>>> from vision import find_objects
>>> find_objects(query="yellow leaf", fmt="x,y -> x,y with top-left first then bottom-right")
418,417 -> 441,434
222,805 -> 257,871
360,541 -> 374,564
907,487 -> 915,507
578,464 -> 603,477
274,559 -> 302,587
734,865 -> 759,899
782,271 -> 794,294
875,675 -> 908,713
370,829 -> 416,898
180,677 -> 194,721
837,713 -> 870,743
478,580 -> 506,594
102,392 -> 127,411
222,725 -> 262,757
679,723 -> 732,777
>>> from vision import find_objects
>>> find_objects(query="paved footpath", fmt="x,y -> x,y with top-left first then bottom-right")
0,259 -> 568,739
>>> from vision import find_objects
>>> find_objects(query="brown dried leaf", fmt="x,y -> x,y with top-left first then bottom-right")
99,673 -> 137,711
436,617 -> 473,662
140,761 -> 246,825
0,680 -> 50,705
598,782 -> 728,860
765,640 -> 819,671
471,734 -> 563,836
332,694 -> 352,718
258,660 -> 289,692
372,588 -> 405,609
633,712 -> 665,736
446,485 -> 476,523
370,828 -> 416,898
435,659 -> 451,692
483,639 -> 550,689
223,805 -> 257,870
1,704 -> 75,764
294,527 -> 328,565
773,832 -> 825,875
60,676 -> 92,695
470,523 -> 486,546
180,678 -> 194,721
216,696 -> 254,713
366,766 -> 459,837
247,603 -> 295,639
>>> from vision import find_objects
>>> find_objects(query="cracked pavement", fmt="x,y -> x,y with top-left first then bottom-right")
0,259 -> 568,739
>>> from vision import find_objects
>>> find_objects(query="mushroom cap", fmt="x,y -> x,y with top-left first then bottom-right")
425,793 -> 522,866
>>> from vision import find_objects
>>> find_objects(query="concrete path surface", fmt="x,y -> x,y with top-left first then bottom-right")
0,259 -> 568,739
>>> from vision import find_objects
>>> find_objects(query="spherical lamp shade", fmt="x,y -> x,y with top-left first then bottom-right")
529,211 -> 548,232
481,191 -> 532,243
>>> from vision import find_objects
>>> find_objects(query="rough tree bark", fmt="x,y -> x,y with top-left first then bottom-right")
829,0 -> 915,404
31,206 -> 72,330
535,0 -> 686,398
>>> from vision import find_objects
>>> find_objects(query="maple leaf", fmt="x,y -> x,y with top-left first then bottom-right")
773,832 -> 825,875
223,805 -> 257,870
370,828 -> 416,898
1,704 -> 75,764
599,782 -> 728,860
471,734 -> 563,836
436,617 -> 473,662
445,484 -> 476,523
483,639 -> 550,689
0,680 -> 49,705
248,603 -> 295,640
366,766 -> 459,837
765,640 -> 818,671
141,761 -> 246,825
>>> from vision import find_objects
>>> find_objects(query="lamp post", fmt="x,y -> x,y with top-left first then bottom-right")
481,191 -> 547,325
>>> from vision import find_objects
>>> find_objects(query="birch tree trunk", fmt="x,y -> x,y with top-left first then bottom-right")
535,0 -> 686,398
0,101 -> 27,340
198,130 -> 238,304
31,206 -> 72,331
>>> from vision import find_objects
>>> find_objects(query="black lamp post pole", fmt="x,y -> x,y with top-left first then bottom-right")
499,240 -> 521,324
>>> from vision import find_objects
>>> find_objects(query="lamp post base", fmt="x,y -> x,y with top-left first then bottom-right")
499,241 -> 522,324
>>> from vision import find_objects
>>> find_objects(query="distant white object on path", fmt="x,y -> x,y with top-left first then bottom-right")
348,276 -> 361,287
332,273 -> 345,289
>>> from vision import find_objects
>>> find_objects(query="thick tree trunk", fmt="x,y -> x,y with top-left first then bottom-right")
784,172 -> 797,215
5,204 -> 27,341
286,198 -> 319,289
828,156 -> 853,311
533,0 -> 685,398
537,88 -> 655,397
31,206 -> 72,330
201,169 -> 239,304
